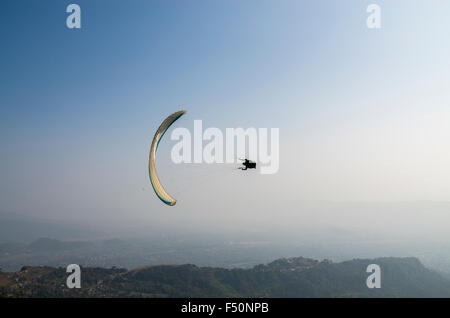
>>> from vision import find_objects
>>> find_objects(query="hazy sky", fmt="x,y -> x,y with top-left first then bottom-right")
1,1 -> 450,237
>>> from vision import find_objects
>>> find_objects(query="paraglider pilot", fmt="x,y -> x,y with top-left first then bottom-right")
239,159 -> 256,170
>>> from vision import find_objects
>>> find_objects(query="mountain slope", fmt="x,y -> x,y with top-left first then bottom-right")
1,257 -> 449,297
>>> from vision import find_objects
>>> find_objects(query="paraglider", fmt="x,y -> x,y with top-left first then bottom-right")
148,110 -> 186,206
239,158 -> 257,170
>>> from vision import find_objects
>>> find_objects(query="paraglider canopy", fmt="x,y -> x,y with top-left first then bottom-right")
149,110 -> 187,206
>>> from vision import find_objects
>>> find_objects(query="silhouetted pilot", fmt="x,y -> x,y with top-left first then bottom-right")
240,159 -> 256,170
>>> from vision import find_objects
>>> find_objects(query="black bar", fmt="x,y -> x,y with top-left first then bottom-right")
1,298 -> 448,316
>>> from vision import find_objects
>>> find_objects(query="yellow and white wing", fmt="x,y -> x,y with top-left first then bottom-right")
149,110 -> 187,206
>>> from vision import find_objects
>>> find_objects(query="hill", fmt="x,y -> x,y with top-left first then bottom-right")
1,256 -> 449,297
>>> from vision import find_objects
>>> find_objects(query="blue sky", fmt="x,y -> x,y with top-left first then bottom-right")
1,1 -> 450,235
